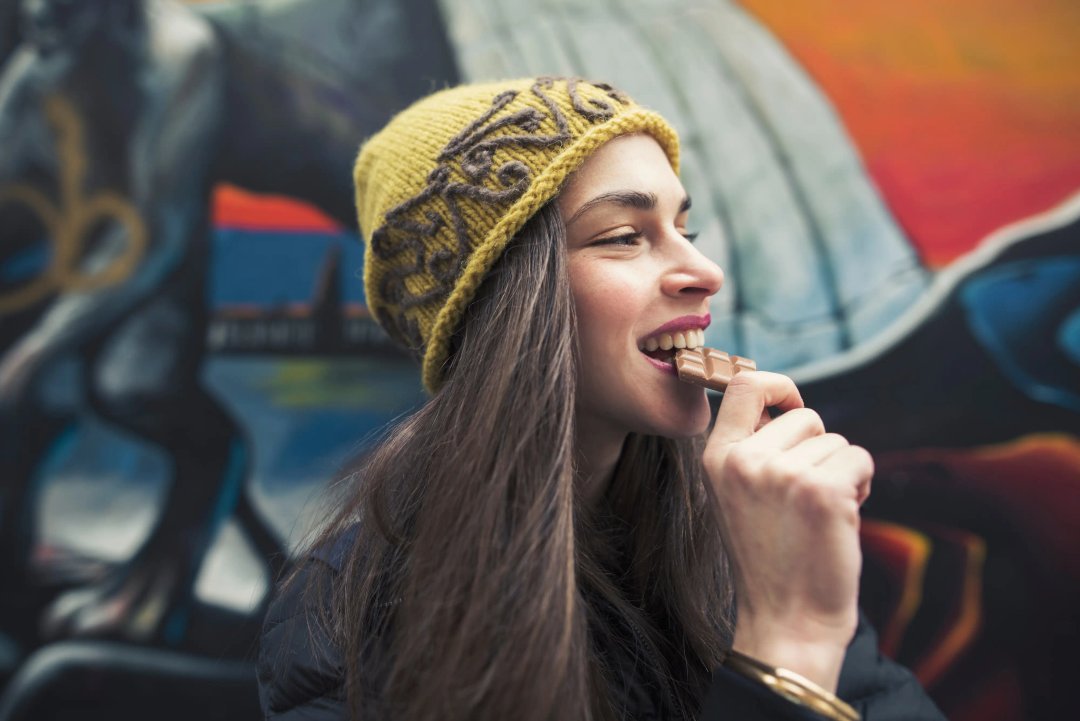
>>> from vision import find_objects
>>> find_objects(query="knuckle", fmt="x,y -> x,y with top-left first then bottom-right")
823,432 -> 849,447
793,478 -> 833,515
850,445 -> 875,476
765,456 -> 805,486
725,444 -> 762,480
791,407 -> 825,435
759,370 -> 796,387
769,371 -> 804,403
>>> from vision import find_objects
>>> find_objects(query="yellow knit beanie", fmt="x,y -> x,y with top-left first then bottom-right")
354,76 -> 680,393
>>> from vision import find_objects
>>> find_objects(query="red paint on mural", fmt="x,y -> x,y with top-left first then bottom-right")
740,0 -> 1080,267
211,183 -> 342,233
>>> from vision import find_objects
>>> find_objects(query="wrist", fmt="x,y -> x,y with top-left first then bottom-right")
722,649 -> 860,721
732,633 -> 847,692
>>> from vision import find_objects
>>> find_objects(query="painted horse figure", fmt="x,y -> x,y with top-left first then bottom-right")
0,0 -> 455,645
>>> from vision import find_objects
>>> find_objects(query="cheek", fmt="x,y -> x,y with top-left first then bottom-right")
570,266 -> 639,400
569,264 -> 644,334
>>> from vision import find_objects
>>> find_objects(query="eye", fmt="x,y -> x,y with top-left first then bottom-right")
592,232 -> 642,247
682,231 -> 700,243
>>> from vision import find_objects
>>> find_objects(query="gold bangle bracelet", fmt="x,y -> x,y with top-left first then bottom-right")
723,650 -> 861,721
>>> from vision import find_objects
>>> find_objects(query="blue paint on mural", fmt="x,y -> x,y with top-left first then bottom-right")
210,229 -> 367,307
961,257 -> 1080,413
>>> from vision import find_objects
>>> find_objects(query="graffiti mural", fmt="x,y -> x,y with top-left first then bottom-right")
0,0 -> 1076,719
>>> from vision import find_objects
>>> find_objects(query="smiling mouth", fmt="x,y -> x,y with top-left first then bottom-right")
639,328 -> 706,364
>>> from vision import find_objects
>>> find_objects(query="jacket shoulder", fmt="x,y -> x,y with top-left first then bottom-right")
257,529 -> 358,721
837,611 -> 948,721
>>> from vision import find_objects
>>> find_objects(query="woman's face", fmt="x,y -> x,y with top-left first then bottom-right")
558,133 -> 725,444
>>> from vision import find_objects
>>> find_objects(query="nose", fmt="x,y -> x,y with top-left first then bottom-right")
660,233 -> 725,299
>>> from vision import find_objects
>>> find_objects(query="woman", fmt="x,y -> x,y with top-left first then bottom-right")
257,77 -> 946,721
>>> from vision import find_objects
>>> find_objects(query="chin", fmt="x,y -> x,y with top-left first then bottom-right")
644,392 -> 712,439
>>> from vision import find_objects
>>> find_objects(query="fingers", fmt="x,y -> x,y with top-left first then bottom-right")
706,371 -> 874,506
712,372 -> 804,445
738,407 -> 826,452
816,444 -> 875,504
777,432 -> 850,466
711,425 -> 873,506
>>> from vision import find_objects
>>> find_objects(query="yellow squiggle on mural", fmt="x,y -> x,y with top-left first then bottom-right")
915,531 -> 986,687
861,519 -> 932,658
0,95 -> 147,315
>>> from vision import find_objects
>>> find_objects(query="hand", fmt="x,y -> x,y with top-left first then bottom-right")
703,371 -> 873,691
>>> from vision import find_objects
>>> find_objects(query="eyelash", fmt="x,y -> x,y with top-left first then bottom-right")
594,231 -> 699,246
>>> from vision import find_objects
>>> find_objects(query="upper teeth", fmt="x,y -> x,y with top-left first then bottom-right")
641,329 -> 705,352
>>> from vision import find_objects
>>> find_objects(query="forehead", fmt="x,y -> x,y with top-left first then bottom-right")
557,133 -> 682,218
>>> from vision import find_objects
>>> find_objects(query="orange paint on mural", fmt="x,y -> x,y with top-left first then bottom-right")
211,183 -> 342,234
859,520 -> 930,657
878,434 -> 1080,582
739,0 -> 1080,267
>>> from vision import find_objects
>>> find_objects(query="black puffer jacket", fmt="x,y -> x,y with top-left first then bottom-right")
258,532 -> 947,721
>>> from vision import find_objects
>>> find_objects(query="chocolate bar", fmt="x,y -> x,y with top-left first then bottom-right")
674,347 -> 756,391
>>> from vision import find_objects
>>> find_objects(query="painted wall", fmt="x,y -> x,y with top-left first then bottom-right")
0,1 -> 1076,719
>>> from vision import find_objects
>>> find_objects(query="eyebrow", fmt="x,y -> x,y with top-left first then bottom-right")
565,191 -> 692,227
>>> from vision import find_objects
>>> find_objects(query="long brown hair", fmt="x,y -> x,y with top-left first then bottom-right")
300,201 -> 734,720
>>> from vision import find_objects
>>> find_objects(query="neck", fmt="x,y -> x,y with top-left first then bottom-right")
575,418 -> 627,508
